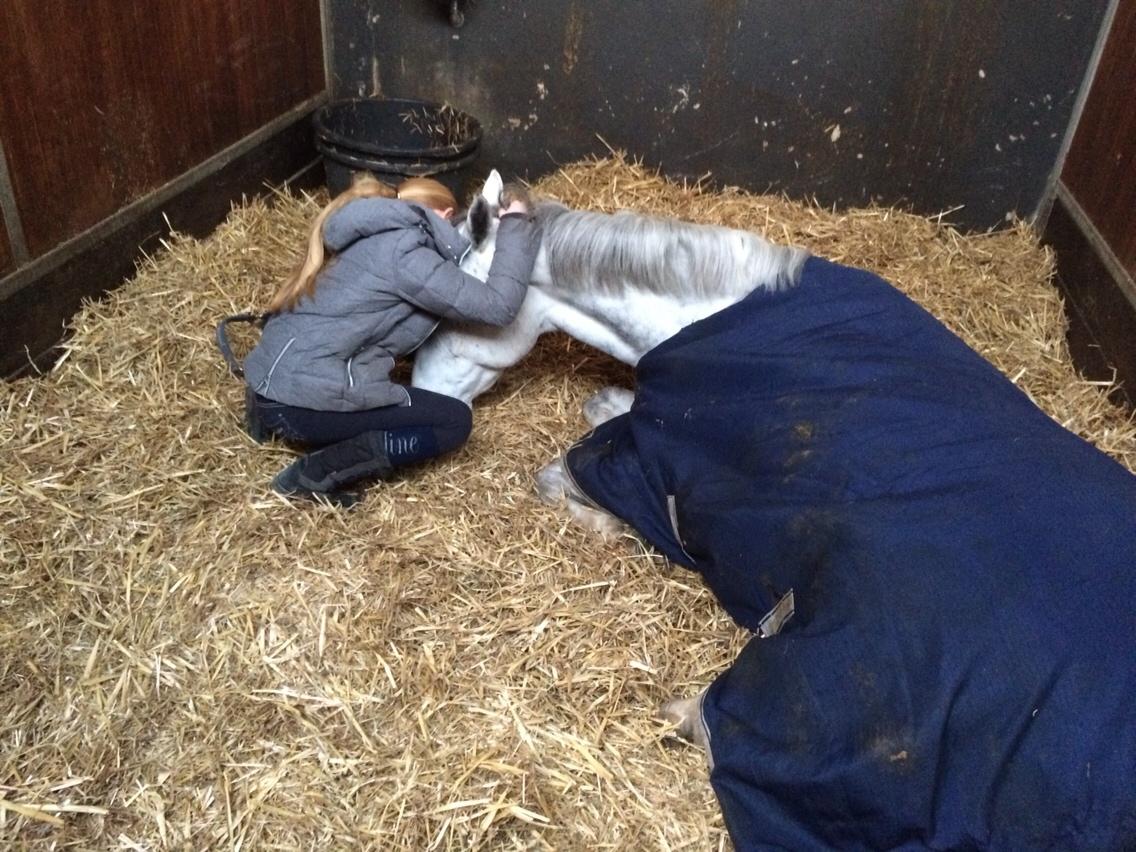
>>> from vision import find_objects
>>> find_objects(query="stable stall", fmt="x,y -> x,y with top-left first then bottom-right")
3,1 -> 1135,848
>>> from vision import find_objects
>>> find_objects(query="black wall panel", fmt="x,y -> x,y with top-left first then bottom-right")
328,0 -> 1108,231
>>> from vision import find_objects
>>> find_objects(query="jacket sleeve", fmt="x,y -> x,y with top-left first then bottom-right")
400,214 -> 541,326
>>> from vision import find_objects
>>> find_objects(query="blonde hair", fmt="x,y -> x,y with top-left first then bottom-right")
266,174 -> 458,314
397,176 -> 457,213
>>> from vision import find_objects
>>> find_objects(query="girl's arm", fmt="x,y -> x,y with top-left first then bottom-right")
402,214 -> 541,326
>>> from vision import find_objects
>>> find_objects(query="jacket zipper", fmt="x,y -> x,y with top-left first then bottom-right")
255,336 -> 295,394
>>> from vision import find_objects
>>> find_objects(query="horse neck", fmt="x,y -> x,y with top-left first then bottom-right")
535,282 -> 745,365
531,213 -> 806,364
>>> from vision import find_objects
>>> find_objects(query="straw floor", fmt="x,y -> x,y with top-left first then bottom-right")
2,155 -> 1134,850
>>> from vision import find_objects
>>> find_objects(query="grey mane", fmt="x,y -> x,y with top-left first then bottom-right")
532,200 -> 808,299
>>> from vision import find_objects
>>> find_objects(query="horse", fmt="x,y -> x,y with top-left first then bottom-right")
418,174 -> 1136,848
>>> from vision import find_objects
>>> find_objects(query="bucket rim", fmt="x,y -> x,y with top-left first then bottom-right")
313,97 -> 483,159
315,136 -> 480,177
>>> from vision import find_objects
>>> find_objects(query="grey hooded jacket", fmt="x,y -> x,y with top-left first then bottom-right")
243,198 -> 540,411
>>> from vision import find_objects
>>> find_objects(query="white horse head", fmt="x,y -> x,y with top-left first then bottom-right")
457,168 -> 504,281
410,169 -> 552,405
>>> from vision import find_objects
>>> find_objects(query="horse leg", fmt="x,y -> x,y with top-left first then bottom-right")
583,386 -> 634,427
533,387 -> 633,535
534,455 -> 627,537
577,388 -> 712,751
659,688 -> 711,754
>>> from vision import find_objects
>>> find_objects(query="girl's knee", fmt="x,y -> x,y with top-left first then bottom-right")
435,404 -> 473,455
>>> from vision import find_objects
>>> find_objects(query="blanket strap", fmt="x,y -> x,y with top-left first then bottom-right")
215,312 -> 269,379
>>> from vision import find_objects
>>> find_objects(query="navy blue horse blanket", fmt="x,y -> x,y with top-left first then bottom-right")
566,256 -> 1136,850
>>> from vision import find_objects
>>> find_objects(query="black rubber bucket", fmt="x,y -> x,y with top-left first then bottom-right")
313,97 -> 482,199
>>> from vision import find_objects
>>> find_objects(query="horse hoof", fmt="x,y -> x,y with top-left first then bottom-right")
659,693 -> 711,753
535,459 -> 570,505
583,386 -> 635,427
566,496 -> 626,539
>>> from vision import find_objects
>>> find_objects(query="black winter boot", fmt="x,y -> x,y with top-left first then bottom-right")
272,430 -> 393,508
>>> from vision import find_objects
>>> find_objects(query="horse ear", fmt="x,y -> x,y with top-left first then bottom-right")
481,169 -> 504,207
468,196 -> 491,246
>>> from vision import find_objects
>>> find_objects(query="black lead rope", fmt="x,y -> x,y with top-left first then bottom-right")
215,312 -> 270,379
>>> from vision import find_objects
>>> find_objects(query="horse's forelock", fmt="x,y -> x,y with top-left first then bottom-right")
468,197 -> 492,246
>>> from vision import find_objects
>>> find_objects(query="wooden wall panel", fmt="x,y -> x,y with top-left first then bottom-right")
1061,0 -> 1136,279
0,0 -> 324,259
0,111 -> 322,378
1043,0 -> 1136,407
0,221 -> 11,276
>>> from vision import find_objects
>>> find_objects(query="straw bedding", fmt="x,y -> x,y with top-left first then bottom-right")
2,155 -> 1134,849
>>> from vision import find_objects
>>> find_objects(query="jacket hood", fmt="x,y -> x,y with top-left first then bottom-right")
323,197 -> 470,264
414,203 -> 470,265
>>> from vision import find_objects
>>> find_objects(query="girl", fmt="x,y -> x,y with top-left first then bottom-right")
242,174 -> 540,507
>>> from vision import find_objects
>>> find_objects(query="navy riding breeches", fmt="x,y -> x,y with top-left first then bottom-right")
248,387 -> 472,468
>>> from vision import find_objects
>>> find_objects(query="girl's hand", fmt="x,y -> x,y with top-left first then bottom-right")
500,182 -> 532,216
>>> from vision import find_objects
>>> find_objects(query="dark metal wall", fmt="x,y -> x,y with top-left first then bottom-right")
328,0 -> 1108,231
